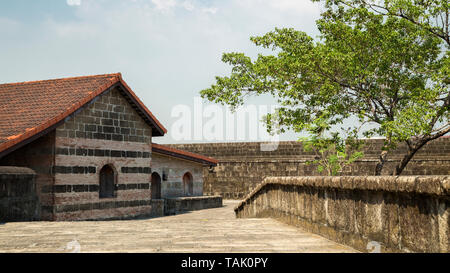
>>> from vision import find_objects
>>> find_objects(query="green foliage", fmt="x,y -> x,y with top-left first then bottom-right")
200,0 -> 449,175
300,116 -> 364,176
301,135 -> 364,176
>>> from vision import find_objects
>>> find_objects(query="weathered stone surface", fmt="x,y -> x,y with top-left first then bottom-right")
235,176 -> 450,253
150,199 -> 164,217
0,200 -> 356,253
0,168 -> 40,222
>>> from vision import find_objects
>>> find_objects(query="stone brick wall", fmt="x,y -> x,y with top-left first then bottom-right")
235,176 -> 450,253
169,138 -> 450,199
51,87 -> 153,220
0,167 -> 40,222
151,153 -> 203,198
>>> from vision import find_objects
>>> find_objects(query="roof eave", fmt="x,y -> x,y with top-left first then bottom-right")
152,144 -> 219,166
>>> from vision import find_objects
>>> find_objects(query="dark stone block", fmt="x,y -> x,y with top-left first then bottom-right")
111,150 -> 122,157
110,112 -> 119,119
56,148 -> 69,155
113,105 -> 124,113
101,118 -> 114,126
120,128 -> 130,135
112,134 -> 123,141
76,148 -> 87,156
54,166 -> 70,174
85,124 -> 97,132
73,185 -> 88,192
93,133 -> 106,140
127,184 -> 137,190
79,203 -> 93,211
72,166 -> 82,174
76,131 -> 86,138
103,126 -> 115,134
89,185 -> 99,192
126,151 -> 137,158
94,149 -> 105,157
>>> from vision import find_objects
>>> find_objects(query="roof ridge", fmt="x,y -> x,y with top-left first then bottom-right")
0,73 -> 121,86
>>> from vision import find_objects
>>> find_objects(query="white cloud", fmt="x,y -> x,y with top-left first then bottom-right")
181,1 -> 195,11
152,0 -> 176,11
66,0 -> 81,6
270,0 -> 318,13
201,7 -> 218,14
237,0 -> 319,14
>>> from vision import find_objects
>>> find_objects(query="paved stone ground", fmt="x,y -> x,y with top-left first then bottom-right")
0,200 -> 356,253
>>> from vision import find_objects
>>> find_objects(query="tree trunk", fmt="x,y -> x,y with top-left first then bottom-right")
393,141 -> 427,175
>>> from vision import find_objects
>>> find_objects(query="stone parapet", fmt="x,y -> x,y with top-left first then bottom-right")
164,196 -> 223,215
235,176 -> 450,253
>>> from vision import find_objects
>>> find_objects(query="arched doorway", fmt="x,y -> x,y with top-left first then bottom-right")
151,172 -> 162,199
183,172 -> 193,196
99,165 -> 115,198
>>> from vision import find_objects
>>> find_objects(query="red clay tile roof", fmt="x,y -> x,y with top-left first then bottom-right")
0,73 -> 167,157
152,143 -> 219,166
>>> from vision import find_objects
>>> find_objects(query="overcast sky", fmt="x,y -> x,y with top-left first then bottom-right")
0,0 -> 322,143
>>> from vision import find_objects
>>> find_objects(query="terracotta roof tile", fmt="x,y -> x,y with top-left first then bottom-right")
152,143 -> 218,165
0,73 -> 166,156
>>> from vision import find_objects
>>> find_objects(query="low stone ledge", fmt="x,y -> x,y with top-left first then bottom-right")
0,166 -> 36,175
164,195 -> 222,215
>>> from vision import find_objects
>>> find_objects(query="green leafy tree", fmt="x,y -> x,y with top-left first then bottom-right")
201,0 -> 449,175
330,0 -> 449,46
300,115 -> 364,175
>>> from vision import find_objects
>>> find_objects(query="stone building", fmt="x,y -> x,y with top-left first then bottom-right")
0,73 -> 218,221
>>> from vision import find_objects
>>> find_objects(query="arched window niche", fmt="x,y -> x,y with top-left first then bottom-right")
151,172 -> 162,199
182,172 -> 193,196
99,164 -> 116,198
